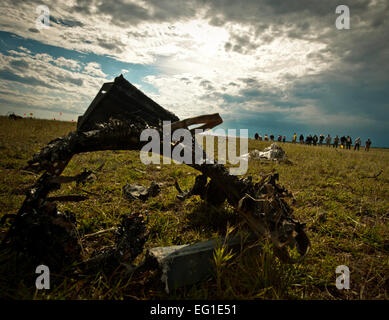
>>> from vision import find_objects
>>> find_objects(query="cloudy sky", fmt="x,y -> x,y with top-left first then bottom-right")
0,0 -> 388,146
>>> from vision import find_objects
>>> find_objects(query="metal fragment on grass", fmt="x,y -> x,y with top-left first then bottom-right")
146,235 -> 257,293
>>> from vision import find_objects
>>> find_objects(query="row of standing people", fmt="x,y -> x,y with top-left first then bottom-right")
254,133 -> 372,151
254,133 -> 287,143
292,134 -> 372,151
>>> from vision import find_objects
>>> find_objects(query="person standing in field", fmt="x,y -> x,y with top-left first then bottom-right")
283,136 -> 286,143
264,134 -> 268,141
255,132 -> 259,140
277,135 -> 282,142
258,135 -> 263,141
326,134 -> 331,147
319,134 -> 324,146
340,136 -> 346,148
313,135 -> 318,146
292,133 -> 297,143
346,136 -> 352,150
354,137 -> 361,151
306,134 -> 312,145
299,134 -> 304,144
270,134 -> 274,141
365,138 -> 372,151
333,135 -> 339,148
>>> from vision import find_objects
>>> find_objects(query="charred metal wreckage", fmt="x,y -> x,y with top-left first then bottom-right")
1,75 -> 310,291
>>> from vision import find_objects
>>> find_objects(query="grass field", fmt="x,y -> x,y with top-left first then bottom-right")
0,116 -> 388,300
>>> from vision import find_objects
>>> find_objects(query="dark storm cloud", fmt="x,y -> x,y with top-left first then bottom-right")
222,87 -> 298,110
203,0 -> 389,135
203,0 -> 370,26
280,1 -> 389,125
221,109 -> 304,139
216,79 -> 297,110
291,72 -> 389,122
262,0 -> 369,16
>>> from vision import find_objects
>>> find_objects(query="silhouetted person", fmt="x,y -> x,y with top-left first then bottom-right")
8,113 -> 22,120
319,134 -> 324,146
283,136 -> 286,143
326,134 -> 331,147
292,133 -> 297,143
340,136 -> 346,149
299,134 -> 304,144
270,134 -> 274,141
365,138 -> 372,151
333,135 -> 339,148
346,136 -> 352,150
313,135 -> 318,146
255,132 -> 259,140
306,134 -> 312,145
354,137 -> 361,151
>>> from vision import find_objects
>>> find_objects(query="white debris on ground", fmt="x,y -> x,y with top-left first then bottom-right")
249,143 -> 286,161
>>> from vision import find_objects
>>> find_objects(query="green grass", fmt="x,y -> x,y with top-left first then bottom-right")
0,116 -> 388,299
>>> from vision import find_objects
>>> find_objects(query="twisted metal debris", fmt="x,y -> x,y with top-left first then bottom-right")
1,75 -> 310,281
